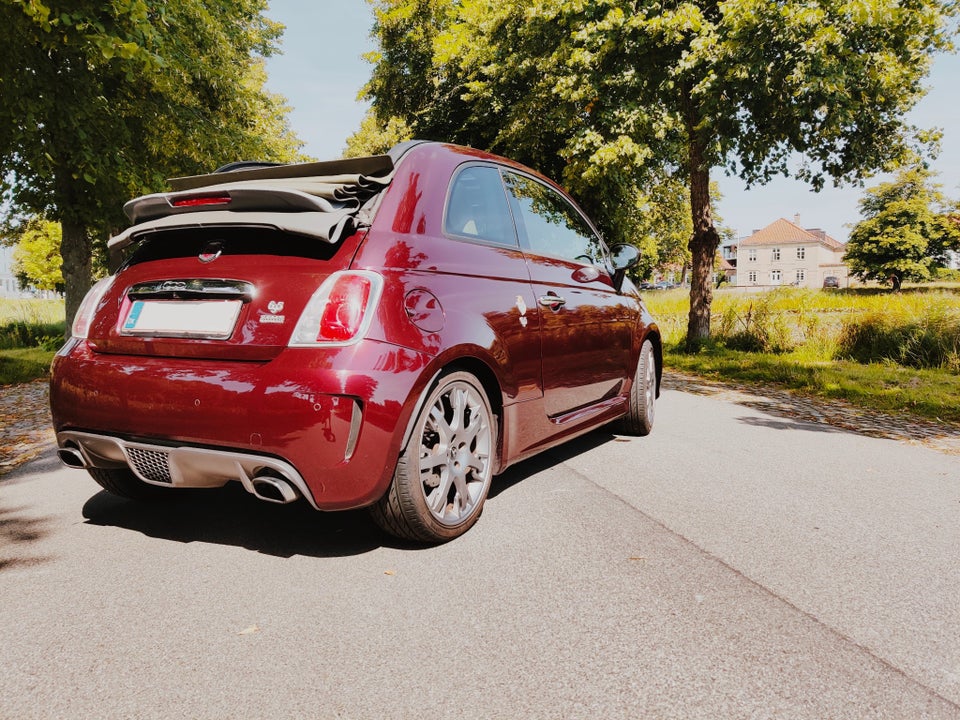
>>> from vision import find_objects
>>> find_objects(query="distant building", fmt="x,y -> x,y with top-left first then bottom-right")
720,239 -> 738,284
736,216 -> 849,288
0,244 -> 22,297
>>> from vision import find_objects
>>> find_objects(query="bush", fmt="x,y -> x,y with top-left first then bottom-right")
836,303 -> 960,371
716,295 -> 795,354
0,321 -> 65,351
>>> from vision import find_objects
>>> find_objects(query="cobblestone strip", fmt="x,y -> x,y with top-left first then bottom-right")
0,380 -> 55,476
662,369 -> 960,455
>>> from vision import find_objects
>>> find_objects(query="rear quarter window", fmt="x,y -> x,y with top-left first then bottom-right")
443,165 -> 518,248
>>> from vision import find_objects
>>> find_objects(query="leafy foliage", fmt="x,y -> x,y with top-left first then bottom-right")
844,164 -> 960,286
362,0 -> 958,346
10,217 -> 63,292
344,111 -> 413,157
0,0 -> 303,331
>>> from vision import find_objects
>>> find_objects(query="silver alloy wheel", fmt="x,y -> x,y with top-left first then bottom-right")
417,379 -> 493,526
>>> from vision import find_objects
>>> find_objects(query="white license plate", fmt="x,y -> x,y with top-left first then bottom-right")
122,300 -> 242,339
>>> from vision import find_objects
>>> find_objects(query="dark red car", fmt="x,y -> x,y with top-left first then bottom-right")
50,141 -> 661,542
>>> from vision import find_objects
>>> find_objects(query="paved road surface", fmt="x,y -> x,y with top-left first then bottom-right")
1,385 -> 958,719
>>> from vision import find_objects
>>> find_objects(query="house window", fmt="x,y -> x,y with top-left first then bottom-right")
796,269 -> 805,283
747,249 -> 757,262
797,247 -> 806,260
771,248 -> 781,261
771,270 -> 782,283
748,271 -> 757,283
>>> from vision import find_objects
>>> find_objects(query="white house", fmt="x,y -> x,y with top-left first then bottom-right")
0,244 -> 22,297
736,217 -> 850,289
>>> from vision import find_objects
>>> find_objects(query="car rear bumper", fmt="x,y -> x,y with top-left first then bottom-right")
50,340 -> 433,510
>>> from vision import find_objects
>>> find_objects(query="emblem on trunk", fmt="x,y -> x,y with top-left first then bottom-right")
261,300 -> 286,325
198,242 -> 223,263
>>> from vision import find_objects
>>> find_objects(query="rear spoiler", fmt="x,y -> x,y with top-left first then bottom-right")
167,155 -> 394,191
110,154 -> 395,250
108,209 -> 359,250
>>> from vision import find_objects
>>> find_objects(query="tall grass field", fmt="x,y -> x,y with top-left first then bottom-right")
0,298 -> 66,385
646,285 -> 960,423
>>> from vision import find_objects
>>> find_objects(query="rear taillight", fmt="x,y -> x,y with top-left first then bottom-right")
71,276 -> 115,339
289,271 -> 383,347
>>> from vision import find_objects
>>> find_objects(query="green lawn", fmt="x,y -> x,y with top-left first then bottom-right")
647,285 -> 960,425
0,298 -> 65,385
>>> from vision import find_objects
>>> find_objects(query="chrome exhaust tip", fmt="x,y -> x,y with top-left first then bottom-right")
250,473 -> 299,504
57,447 -> 89,469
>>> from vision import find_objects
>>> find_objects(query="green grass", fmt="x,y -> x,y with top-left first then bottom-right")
0,298 -> 65,385
0,347 -> 57,385
666,347 -> 960,423
647,285 -> 960,424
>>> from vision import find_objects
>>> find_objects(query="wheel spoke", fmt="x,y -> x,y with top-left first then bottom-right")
426,468 -> 453,515
451,473 -> 474,518
463,450 -> 487,474
420,451 -> 443,473
460,409 -> 484,446
429,405 -> 453,446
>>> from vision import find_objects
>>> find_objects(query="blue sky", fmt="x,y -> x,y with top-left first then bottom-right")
264,0 -> 960,243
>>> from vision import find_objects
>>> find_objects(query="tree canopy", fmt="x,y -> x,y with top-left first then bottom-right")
844,163 -> 960,287
11,217 -> 63,293
361,0 -> 957,345
0,0 -> 302,330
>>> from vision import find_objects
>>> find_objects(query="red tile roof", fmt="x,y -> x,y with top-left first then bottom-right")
740,218 -> 844,251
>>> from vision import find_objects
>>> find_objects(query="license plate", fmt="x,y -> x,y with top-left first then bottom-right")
122,300 -> 242,339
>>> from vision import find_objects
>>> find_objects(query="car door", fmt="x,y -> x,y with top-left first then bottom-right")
502,171 -> 636,418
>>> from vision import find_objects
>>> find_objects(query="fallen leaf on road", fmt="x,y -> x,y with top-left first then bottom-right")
237,625 -> 260,635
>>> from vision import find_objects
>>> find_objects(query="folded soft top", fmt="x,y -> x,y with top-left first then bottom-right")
109,154 -> 395,250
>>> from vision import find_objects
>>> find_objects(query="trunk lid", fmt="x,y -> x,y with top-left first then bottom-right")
87,226 -> 366,361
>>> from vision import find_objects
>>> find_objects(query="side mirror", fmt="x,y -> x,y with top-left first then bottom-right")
609,244 -> 640,292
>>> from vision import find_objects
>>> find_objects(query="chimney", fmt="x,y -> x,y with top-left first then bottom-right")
793,213 -> 801,225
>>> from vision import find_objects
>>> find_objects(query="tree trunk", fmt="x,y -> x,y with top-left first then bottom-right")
685,116 -> 720,350
60,220 -> 92,339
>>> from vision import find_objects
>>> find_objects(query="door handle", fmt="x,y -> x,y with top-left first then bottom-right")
538,294 -> 566,310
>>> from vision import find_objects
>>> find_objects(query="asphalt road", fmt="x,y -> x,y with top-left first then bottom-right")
1,385 -> 958,719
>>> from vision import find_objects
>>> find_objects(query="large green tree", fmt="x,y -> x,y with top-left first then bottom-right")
363,0 -> 957,346
0,0 -> 301,332
844,163 -> 960,288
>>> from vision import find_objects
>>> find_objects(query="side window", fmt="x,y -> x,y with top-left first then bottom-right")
444,165 -> 517,247
503,172 -> 606,265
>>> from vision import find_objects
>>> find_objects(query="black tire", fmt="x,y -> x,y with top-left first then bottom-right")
370,371 -> 496,543
87,467 -> 177,501
616,338 -> 657,436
